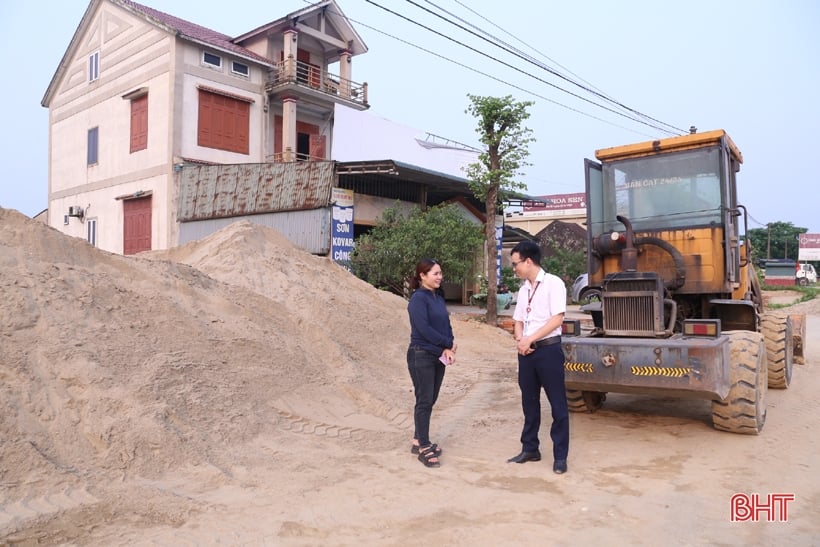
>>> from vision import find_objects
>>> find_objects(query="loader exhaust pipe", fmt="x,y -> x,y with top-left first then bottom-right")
616,215 -> 638,271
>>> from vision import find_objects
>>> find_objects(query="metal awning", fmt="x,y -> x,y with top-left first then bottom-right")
335,159 -> 548,206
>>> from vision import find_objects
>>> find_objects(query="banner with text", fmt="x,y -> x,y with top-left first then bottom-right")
523,192 -> 586,212
331,188 -> 355,269
799,233 -> 820,261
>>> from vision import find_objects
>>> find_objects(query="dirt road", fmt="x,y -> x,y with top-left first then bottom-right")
43,315 -> 818,545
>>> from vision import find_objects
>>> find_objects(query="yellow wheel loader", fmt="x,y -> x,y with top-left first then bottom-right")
562,130 -> 801,434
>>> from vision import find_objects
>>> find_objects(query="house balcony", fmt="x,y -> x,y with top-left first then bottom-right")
268,151 -> 328,163
266,58 -> 369,110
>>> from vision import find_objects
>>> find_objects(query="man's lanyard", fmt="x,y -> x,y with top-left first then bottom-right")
526,281 -> 541,314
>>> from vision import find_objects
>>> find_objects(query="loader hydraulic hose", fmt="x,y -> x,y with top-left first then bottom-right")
634,236 -> 687,290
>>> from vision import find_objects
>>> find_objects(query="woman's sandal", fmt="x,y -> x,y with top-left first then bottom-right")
417,445 -> 441,468
411,443 -> 443,456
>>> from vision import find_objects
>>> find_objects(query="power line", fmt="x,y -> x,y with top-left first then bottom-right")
443,0 -> 671,131
321,5 -> 658,138
416,0 -> 685,134
363,0 -> 681,135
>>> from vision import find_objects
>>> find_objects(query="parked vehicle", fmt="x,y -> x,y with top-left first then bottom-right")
562,129 -> 803,434
796,263 -> 817,285
570,273 -> 602,304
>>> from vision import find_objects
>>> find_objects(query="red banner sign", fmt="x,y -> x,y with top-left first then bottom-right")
524,192 -> 586,212
799,233 -> 820,248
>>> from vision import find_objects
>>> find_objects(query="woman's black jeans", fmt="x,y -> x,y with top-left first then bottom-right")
407,346 -> 446,447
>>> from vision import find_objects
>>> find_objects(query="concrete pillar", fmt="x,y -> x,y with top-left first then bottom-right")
281,96 -> 297,162
339,49 -> 352,98
284,29 -> 298,81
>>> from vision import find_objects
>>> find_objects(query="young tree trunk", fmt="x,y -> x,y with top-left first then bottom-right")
485,184 -> 499,326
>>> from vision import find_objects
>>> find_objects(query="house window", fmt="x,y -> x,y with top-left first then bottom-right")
231,61 -> 249,77
89,51 -> 99,82
197,89 -> 250,154
203,51 -> 222,68
130,94 -> 148,152
86,218 -> 97,247
87,127 -> 99,165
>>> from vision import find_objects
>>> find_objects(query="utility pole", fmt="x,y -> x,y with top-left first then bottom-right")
767,223 -> 771,259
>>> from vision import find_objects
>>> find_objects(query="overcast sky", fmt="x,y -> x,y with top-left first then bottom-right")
1,0 -> 817,234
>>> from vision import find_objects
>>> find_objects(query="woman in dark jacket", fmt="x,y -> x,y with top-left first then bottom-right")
407,258 -> 456,468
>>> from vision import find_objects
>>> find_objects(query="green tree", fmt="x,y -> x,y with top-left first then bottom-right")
464,94 -> 535,325
540,246 -> 586,299
747,221 -> 808,263
350,202 -> 484,297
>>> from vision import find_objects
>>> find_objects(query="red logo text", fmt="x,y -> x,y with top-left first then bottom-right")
730,493 -> 795,522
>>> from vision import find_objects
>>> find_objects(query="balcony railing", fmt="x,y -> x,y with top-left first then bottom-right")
268,151 -> 328,163
266,58 -> 368,107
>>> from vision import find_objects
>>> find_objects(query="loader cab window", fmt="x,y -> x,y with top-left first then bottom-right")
601,146 -> 723,231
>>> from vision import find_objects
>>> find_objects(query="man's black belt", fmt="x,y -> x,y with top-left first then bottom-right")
531,335 -> 561,349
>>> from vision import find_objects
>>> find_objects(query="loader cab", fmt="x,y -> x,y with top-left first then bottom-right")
584,130 -> 744,296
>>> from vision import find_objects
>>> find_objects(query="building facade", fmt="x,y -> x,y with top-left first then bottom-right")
42,0 -> 371,255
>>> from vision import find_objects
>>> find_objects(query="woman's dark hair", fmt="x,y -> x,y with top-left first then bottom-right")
409,258 -> 440,290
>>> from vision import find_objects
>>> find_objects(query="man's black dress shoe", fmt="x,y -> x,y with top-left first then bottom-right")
507,450 -> 541,463
553,459 -> 567,474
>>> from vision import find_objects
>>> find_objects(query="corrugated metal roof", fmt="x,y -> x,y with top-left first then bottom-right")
178,162 -> 335,222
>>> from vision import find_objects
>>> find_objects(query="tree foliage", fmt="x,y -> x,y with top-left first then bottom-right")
747,221 -> 808,263
350,202 -> 484,297
464,94 -> 535,324
540,246 -> 586,299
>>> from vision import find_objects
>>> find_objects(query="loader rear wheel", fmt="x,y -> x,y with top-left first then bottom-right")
567,389 -> 606,412
711,331 -> 766,435
761,312 -> 794,388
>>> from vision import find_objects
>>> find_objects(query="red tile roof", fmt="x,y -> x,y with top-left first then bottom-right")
119,0 -> 271,64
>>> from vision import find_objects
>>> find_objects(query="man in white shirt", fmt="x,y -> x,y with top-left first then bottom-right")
506,240 -> 569,474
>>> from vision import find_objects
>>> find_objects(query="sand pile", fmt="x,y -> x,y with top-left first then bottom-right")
0,209 -> 427,508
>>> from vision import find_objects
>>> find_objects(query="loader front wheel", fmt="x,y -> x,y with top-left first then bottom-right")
711,331 -> 766,435
567,389 -> 606,412
761,312 -> 794,388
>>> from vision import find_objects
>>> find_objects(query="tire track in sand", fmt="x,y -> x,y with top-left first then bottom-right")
0,487 -> 99,531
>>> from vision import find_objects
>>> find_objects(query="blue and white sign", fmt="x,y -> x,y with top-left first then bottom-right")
331,188 -> 355,268
495,222 -> 503,282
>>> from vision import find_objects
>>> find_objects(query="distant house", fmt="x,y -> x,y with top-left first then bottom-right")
42,0 -> 485,259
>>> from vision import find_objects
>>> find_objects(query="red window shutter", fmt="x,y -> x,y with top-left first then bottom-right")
197,89 -> 249,154
130,94 -> 148,153
198,90 -> 213,148
274,116 -> 283,156
310,134 -> 326,159
235,101 -> 249,154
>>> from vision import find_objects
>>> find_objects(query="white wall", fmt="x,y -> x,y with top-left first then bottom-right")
332,105 -> 478,179
47,2 -> 176,253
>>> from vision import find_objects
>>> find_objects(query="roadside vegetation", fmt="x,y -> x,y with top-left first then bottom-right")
761,284 -> 820,309
350,202 -> 484,297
